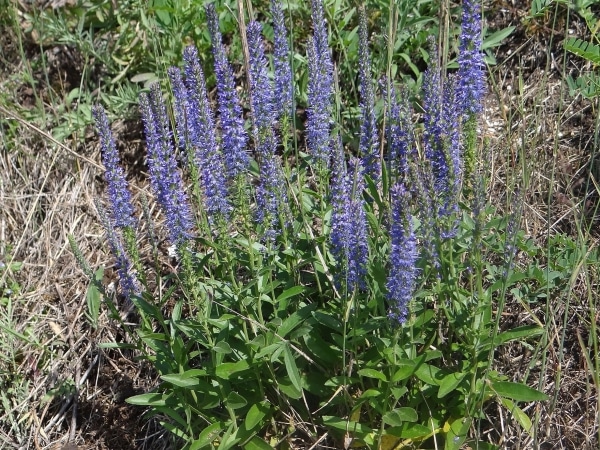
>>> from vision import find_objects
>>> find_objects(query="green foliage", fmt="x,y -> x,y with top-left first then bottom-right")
100,189 -> 554,449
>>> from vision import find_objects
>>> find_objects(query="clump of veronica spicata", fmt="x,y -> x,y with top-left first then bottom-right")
386,183 -> 418,324
206,4 -> 250,180
92,106 -> 136,229
139,84 -> 194,246
358,7 -> 380,182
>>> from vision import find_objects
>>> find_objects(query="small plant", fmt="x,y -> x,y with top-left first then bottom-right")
82,1 -> 551,448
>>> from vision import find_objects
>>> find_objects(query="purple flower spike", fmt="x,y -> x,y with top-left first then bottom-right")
383,81 -> 415,182
311,0 -> 332,70
442,75 -> 462,219
358,8 -> 380,182
97,201 -> 140,302
92,106 -> 136,229
181,46 -> 232,222
330,138 -> 369,292
206,4 -> 250,180
423,40 -> 448,193
255,130 -> 288,238
387,183 -> 418,325
347,158 -> 369,290
306,0 -> 334,166
167,67 -> 191,151
246,20 -> 288,239
271,0 -> 294,120
247,21 -> 275,130
139,84 -> 194,246
423,45 -> 462,227
457,0 -> 485,117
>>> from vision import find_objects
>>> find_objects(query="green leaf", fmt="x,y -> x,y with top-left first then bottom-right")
219,423 -> 242,450
564,37 -> 600,64
161,421 -> 190,440
357,368 -> 388,382
390,386 -> 408,401
244,436 -> 274,450
255,343 -> 284,360
86,268 -> 103,328
214,341 -> 233,354
130,72 -> 159,83
283,344 -> 302,392
323,416 -> 374,435
499,397 -> 533,433
414,363 -> 442,386
444,417 -> 471,450
276,285 -> 306,302
391,360 -> 420,382
438,372 -> 467,398
153,406 -> 188,431
304,334 -> 340,363
382,408 -> 418,426
491,381 -> 549,402
385,423 -> 431,439
482,26 -> 515,50
245,401 -> 271,431
278,303 -> 316,337
311,310 -> 343,332
277,376 -> 302,399
484,325 -> 544,347
161,373 -> 200,388
215,360 -> 250,379
530,0 -> 554,17
126,392 -> 169,406
190,422 -> 224,450
226,391 -> 247,409
358,388 -> 382,399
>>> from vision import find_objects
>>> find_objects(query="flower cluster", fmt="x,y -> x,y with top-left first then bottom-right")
422,41 -> 462,226
248,21 -> 276,130
90,0 -> 487,329
247,20 -> 288,239
179,45 -> 231,223
358,7 -> 380,182
271,0 -> 293,120
386,183 -> 418,324
96,201 -> 140,302
206,4 -> 250,180
330,138 -> 369,291
306,0 -> 334,166
92,106 -> 136,229
457,0 -> 485,117
139,84 -> 194,246
383,81 -> 415,183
